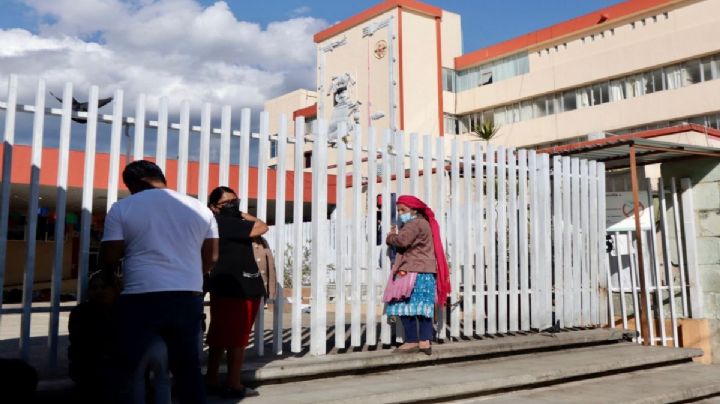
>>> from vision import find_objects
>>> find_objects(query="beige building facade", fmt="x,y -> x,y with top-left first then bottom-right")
266,0 -> 720,151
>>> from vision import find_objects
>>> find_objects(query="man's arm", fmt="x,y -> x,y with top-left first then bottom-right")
99,240 -> 124,272
241,212 -> 269,238
201,238 -> 219,274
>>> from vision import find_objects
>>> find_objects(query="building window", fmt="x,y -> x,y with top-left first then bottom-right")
454,52 -> 529,92
269,139 -> 278,158
686,60 -> 702,84
442,68 -> 456,92
303,151 -> 312,169
562,91 -> 577,112
455,51 -> 720,131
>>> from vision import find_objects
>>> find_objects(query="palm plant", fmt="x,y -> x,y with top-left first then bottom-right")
472,120 -> 500,144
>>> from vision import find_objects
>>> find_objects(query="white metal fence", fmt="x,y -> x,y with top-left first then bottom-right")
606,177 -> 703,347
0,75 -> 610,366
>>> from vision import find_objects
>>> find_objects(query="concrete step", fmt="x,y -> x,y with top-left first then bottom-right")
226,343 -> 702,404
241,328 -> 634,385
473,362 -> 720,404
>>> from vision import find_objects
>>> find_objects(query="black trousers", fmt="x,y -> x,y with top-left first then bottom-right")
112,291 -> 205,404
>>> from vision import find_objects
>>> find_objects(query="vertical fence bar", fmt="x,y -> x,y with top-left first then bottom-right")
539,154 -> 552,329
518,149 -> 529,330
614,232 -> 629,329
589,161 -> 599,325
132,94 -> 146,161
310,119 -> 329,355
198,103 -> 212,204
394,131 -> 405,343
670,178 -> 689,317
436,137 -> 447,339
107,90 -> 124,210
48,82 -> 72,368
379,129 -> 393,345
335,123 -> 347,349
351,126 -> 363,347
508,149 -> 519,332
273,114 -> 288,354
658,178 -> 678,346
496,146 -> 508,334
449,138 -> 461,338
423,135 -> 433,209
291,117 -> 305,353
646,180 -> 667,346
77,86 -> 99,302
366,127 -> 378,346
641,230 -> 656,345
0,75 -> 18,321
463,143 -> 474,337
562,157 -> 573,326
628,231 -> 642,339
475,143 -> 486,335
528,151 -> 540,328
156,97 -> 169,173
597,163 -> 610,326
255,112 -> 270,356
486,144 -> 497,334
580,160 -> 590,325
176,101 -> 190,195
409,133 -> 419,195
219,105 -> 231,186
552,156 -> 564,328
19,79 -> 46,360
238,108 -> 251,211
570,158 -> 581,326
394,131 -> 405,195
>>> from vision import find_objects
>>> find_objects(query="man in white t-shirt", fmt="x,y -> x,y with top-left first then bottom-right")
100,160 -> 218,404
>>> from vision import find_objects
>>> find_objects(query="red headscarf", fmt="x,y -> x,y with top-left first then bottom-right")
396,195 -> 451,306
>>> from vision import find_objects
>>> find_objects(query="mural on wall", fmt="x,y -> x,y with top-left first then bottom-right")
327,73 -> 361,144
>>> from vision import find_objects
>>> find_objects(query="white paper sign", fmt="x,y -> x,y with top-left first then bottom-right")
606,191 -> 651,231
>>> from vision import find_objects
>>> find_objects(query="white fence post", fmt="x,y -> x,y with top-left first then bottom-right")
351,126 -> 363,347
310,120 -> 328,355
291,117 -> 305,353
273,114 -> 288,355
48,82 -> 73,368
335,122 -> 348,349
680,178 -> 703,318
19,79 -> 46,361
0,75 -> 18,321
366,127 -> 378,346
77,86 -> 99,302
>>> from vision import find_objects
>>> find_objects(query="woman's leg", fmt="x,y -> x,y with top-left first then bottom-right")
398,316 -> 419,349
205,347 -> 224,386
418,316 -> 433,348
226,298 -> 262,390
226,347 -> 246,390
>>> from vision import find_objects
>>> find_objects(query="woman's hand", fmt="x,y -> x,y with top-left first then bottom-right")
389,225 -> 398,235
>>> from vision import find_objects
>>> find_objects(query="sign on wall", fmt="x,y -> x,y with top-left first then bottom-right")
606,191 -> 651,231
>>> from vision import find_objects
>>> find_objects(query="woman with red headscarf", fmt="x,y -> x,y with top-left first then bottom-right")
385,195 -> 450,355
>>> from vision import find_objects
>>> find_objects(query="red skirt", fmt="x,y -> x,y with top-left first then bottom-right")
206,296 -> 261,348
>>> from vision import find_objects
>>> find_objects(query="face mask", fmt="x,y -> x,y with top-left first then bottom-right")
399,212 -> 414,224
218,199 -> 241,217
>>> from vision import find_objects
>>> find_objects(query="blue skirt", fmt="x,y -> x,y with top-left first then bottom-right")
386,273 -> 436,318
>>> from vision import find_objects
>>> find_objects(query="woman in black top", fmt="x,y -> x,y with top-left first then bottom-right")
205,186 -> 268,399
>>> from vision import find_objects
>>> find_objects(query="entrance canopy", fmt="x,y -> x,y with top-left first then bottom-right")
538,123 -> 720,345
538,124 -> 720,169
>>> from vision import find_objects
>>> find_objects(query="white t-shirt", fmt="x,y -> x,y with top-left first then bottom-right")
102,188 -> 219,294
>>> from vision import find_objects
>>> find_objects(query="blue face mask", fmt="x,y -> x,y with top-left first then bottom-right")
399,212 -> 414,224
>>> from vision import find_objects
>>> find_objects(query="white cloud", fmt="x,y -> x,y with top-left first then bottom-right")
290,6 -> 311,17
1,0 -> 326,113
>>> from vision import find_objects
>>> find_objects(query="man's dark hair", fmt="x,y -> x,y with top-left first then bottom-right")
122,160 -> 166,191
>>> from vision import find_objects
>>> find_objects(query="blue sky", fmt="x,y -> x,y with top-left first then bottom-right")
0,0 -> 623,161
2,0 -> 624,53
